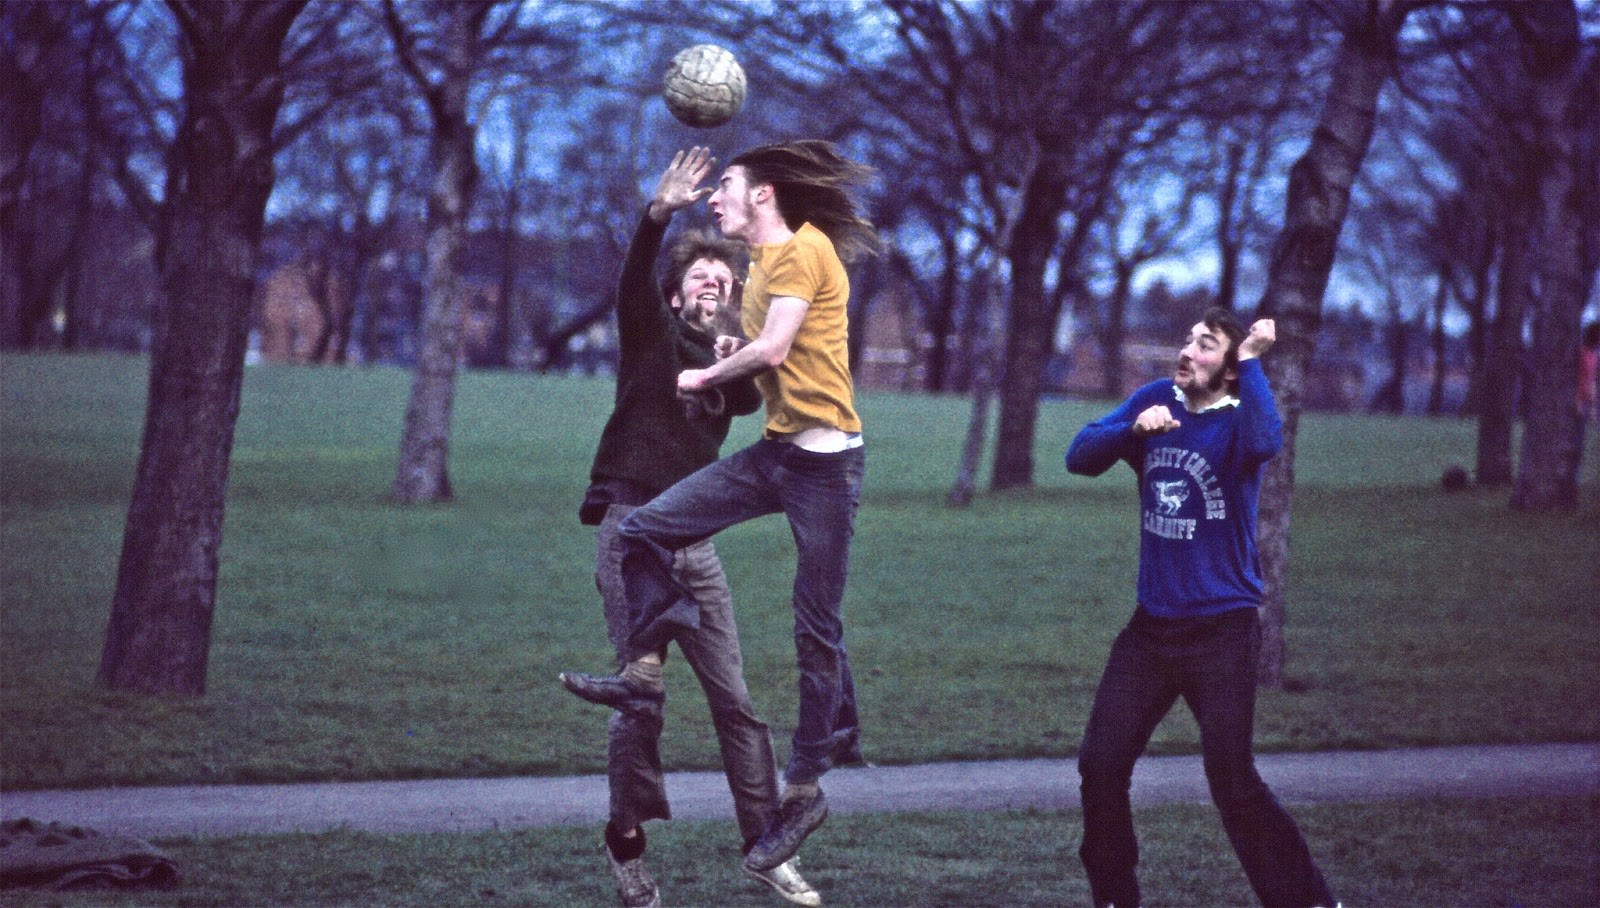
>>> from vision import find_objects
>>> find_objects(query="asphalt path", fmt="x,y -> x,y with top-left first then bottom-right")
2,743 -> 1594,840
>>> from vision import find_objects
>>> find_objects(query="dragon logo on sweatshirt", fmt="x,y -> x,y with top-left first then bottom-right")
1143,446 -> 1227,540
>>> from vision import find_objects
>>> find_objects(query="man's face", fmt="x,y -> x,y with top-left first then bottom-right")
707,165 -> 758,243
673,257 -> 733,334
1175,320 -> 1235,399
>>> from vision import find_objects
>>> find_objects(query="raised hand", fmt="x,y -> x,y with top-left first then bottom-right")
648,147 -> 716,222
1239,319 -> 1275,361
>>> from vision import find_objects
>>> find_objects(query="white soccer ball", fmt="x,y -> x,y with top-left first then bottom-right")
662,44 -> 747,128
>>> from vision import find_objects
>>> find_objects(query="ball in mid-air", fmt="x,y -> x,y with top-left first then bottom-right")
663,44 -> 746,128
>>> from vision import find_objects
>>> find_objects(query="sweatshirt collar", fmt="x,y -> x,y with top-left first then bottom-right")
1172,384 -> 1238,413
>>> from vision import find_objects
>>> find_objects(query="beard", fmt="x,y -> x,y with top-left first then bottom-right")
1175,360 -> 1229,397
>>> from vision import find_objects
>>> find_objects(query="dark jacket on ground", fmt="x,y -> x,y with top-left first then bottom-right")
579,211 -> 760,524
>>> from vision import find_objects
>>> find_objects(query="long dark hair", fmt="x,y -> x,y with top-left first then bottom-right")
729,140 -> 879,263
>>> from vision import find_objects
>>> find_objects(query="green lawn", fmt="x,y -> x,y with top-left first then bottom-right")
1,353 -> 1596,790
2,352 -> 1597,907
0,798 -> 1593,907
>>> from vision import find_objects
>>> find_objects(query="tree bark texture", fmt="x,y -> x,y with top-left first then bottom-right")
991,161 -> 1069,490
1255,0 -> 1409,687
97,0 -> 307,697
390,3 -> 485,503
1510,0 -> 1589,511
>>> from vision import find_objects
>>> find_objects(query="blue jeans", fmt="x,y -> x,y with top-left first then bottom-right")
1078,607 -> 1334,908
618,438 -> 865,785
595,504 -> 778,845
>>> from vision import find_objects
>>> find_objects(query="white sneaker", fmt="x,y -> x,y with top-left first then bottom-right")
607,850 -> 661,908
745,858 -> 821,906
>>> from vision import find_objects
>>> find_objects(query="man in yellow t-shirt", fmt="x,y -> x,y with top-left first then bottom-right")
561,140 -> 877,890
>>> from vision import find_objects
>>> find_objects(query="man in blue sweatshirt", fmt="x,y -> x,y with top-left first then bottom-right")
1066,308 -> 1335,908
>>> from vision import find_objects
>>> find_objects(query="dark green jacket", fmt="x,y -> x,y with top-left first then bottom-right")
580,212 -> 759,523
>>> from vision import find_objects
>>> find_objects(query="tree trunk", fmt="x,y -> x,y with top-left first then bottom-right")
1255,0 -> 1409,688
991,163 -> 1068,491
390,3 -> 484,503
0,2 -> 53,349
1427,269 -> 1449,415
1477,191 -> 1531,486
1101,260 -> 1132,400
393,122 -> 474,501
922,232 -> 961,392
97,0 -> 306,697
1215,141 -> 1244,312
1510,0 -> 1587,511
1370,297 -> 1408,414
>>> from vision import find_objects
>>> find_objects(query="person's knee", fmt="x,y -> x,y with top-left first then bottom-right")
1078,745 -> 1135,793
707,697 -> 767,732
1203,754 -> 1270,807
617,511 -> 649,541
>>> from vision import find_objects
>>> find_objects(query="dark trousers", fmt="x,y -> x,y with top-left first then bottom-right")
1078,607 -> 1334,908
618,438 -> 865,785
595,504 -> 778,844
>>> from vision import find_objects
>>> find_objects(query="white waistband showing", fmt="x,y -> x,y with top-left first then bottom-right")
785,427 -> 864,453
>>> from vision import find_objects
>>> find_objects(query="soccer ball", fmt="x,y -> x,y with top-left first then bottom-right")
662,44 -> 747,128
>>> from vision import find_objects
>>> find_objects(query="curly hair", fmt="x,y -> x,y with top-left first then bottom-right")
658,229 -> 746,304
729,140 -> 879,263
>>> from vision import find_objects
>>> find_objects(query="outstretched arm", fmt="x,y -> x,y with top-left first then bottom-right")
616,148 -> 719,345
646,147 -> 716,224
677,295 -> 807,392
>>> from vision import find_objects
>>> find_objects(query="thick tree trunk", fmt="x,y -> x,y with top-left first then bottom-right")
1255,0 -> 1409,688
991,163 -> 1068,491
97,0 -> 306,697
1511,0 -> 1587,511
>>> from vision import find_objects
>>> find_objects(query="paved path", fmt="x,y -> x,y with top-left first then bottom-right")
2,743 -> 1594,840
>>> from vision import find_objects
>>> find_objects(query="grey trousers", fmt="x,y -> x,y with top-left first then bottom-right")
595,503 -> 779,844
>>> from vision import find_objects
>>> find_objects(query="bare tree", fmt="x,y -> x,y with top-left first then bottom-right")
382,0 -> 491,503
383,0 -> 581,502
882,0 -> 1309,494
97,0 -> 308,697
1424,1 -> 1595,493
1087,182 -> 1198,399
1,1 -> 127,350
1255,0 -> 1421,688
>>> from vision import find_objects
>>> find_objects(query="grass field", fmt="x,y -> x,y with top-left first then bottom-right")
2,352 -> 1597,906
0,798 -> 1593,907
2,352 -> 1597,791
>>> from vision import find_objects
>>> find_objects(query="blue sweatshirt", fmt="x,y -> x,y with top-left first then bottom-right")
1065,359 -> 1282,618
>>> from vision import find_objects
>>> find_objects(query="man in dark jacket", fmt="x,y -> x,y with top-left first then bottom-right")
569,148 -> 817,908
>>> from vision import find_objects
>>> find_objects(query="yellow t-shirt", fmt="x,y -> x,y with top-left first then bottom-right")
743,223 -> 861,435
